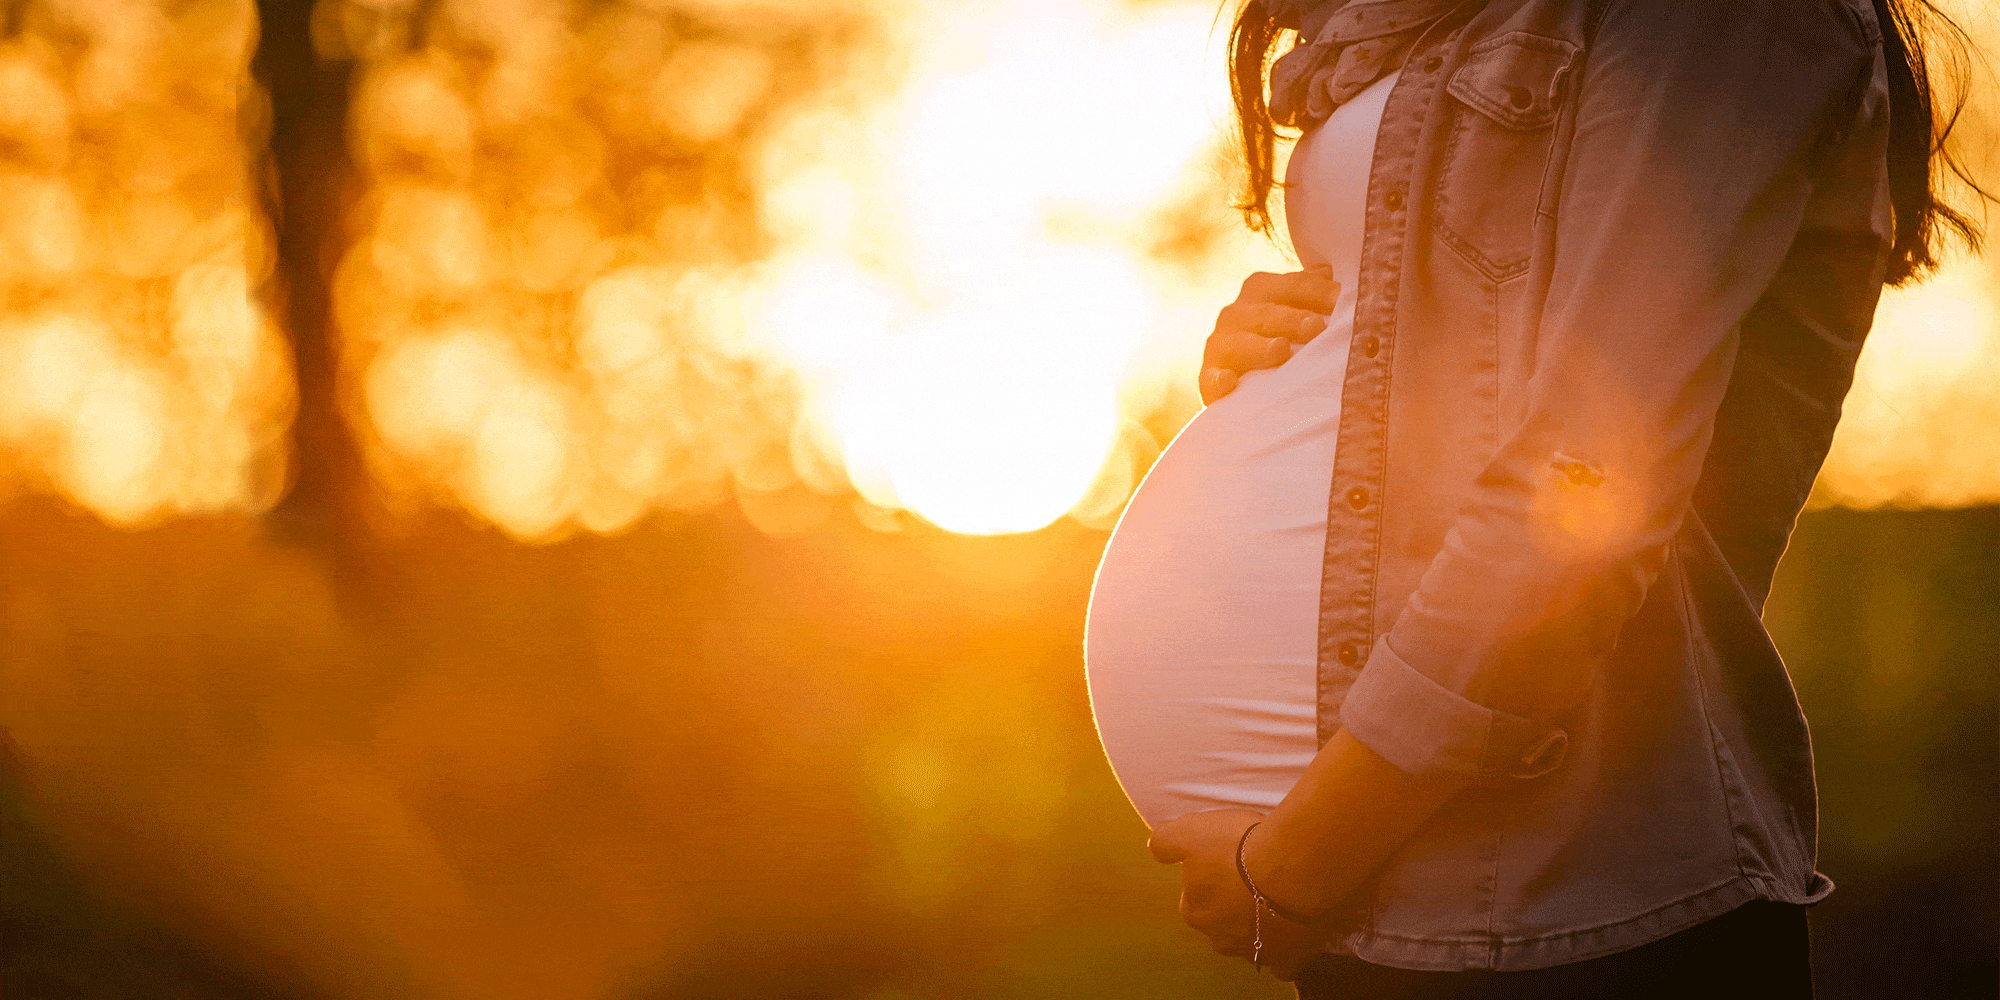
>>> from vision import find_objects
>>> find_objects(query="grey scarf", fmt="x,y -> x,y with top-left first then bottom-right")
1265,0 -> 1470,129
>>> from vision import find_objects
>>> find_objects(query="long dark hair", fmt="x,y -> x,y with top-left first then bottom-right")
1226,0 -> 1991,287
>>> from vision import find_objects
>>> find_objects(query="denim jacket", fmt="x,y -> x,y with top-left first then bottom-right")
1304,0 -> 1892,970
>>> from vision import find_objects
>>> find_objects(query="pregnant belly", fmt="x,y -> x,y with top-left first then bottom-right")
1083,328 -> 1350,829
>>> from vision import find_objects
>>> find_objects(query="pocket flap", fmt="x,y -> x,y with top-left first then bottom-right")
1446,32 -> 1579,130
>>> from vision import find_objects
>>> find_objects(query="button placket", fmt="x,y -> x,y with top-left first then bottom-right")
1317,19 -> 1468,749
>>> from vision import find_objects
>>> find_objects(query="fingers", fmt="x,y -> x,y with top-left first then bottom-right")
1147,828 -> 1188,864
1199,367 -> 1239,406
1216,301 -> 1328,346
1205,330 -> 1293,375
1201,275 -> 1337,405
1204,304 -> 1323,402
1238,267 -> 1341,313
1180,890 -> 1251,959
1197,326 -> 1290,405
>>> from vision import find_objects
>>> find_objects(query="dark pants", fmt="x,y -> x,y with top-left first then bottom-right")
1292,900 -> 1812,1000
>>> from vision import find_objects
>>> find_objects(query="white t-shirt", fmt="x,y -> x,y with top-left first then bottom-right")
1083,68 -> 1399,829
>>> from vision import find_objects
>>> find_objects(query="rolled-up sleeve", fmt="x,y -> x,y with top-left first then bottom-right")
1339,0 -> 1878,782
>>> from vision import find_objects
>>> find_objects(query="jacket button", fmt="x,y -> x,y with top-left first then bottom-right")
1346,486 -> 1369,510
1423,56 -> 1442,72
1337,642 -> 1360,666
1362,336 -> 1380,358
1507,85 -> 1534,110
1385,189 -> 1404,211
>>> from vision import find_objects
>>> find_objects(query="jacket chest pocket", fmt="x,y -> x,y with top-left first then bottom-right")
1433,32 -> 1579,282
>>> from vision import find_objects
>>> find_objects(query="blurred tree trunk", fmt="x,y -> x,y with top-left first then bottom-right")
254,0 -> 359,543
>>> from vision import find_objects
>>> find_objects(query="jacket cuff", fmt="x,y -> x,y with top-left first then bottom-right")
1337,641 -> 1569,784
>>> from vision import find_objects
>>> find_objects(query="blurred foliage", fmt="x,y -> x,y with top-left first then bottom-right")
1764,507 -> 1999,997
0,0 -> 292,525
2,501 -> 1995,999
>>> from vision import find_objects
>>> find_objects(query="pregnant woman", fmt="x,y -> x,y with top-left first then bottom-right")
1084,0 -> 1984,995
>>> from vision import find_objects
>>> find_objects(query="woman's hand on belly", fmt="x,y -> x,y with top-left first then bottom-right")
1201,266 -> 1340,405
1148,808 -> 1330,981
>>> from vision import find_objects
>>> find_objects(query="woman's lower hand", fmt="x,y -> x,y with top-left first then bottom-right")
1148,808 -> 1329,981
1201,265 -> 1341,405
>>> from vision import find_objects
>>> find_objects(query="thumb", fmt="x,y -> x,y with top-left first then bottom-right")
1147,824 -> 1189,864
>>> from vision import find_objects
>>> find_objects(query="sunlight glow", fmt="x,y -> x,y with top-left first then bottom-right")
332,0 -> 1288,539
0,2 -> 289,525
1816,261 -> 2000,508
323,0 -> 1999,541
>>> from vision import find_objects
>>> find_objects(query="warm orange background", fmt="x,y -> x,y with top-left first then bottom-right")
2,2 -> 1993,998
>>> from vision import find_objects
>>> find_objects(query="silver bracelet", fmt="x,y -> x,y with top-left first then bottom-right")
1235,821 -> 1319,928
1236,822 -> 1266,969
